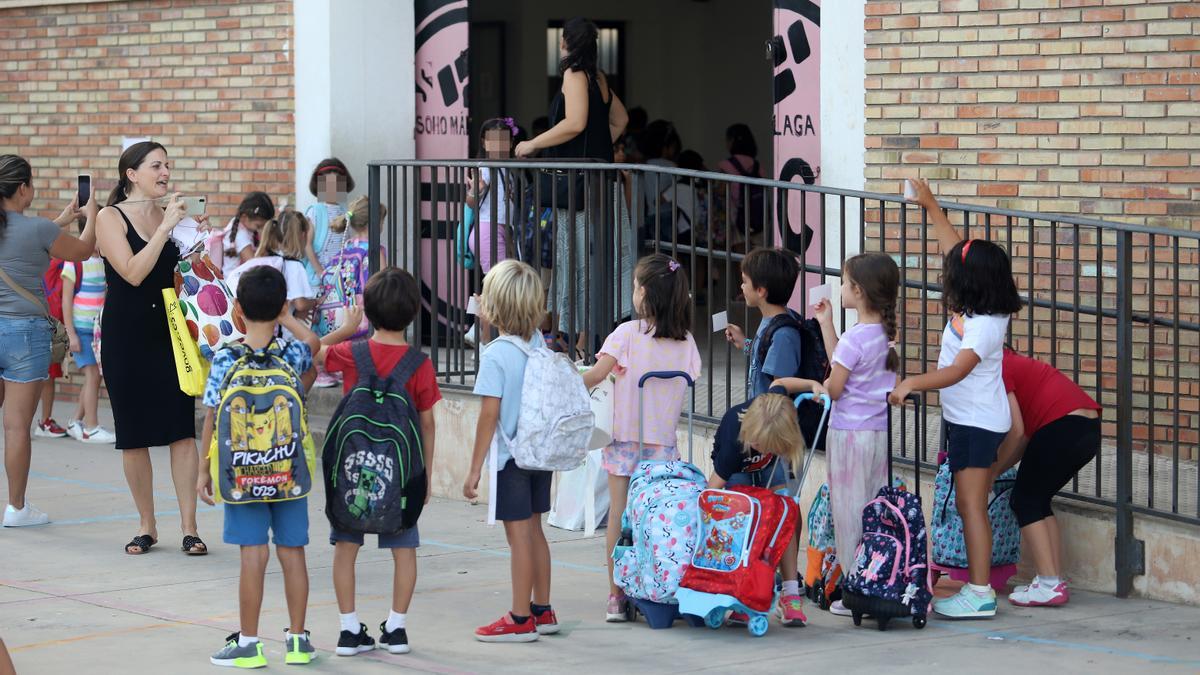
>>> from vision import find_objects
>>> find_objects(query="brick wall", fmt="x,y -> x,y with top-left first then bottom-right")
862,1 -> 1200,493
864,0 -> 1199,229
0,0 -> 295,219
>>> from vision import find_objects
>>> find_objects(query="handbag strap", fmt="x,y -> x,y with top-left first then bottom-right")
0,264 -> 50,317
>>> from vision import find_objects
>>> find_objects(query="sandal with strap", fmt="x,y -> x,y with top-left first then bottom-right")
182,535 -> 208,556
125,534 -> 157,555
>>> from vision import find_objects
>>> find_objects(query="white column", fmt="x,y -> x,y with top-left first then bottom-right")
293,0 -> 415,213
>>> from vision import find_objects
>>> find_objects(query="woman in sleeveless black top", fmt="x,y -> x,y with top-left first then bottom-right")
515,18 -> 633,337
96,142 -> 207,556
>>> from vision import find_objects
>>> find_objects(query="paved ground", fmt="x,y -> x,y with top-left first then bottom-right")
2,413 -> 1199,674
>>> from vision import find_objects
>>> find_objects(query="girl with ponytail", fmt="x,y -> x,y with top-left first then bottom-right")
773,251 -> 901,617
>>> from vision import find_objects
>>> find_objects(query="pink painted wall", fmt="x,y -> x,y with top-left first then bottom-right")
772,0 -> 822,314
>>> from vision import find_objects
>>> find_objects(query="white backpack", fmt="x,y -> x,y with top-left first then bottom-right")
488,335 -> 594,472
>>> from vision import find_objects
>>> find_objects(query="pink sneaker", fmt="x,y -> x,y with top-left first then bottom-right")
1009,581 -> 1068,607
777,594 -> 808,627
605,594 -> 628,623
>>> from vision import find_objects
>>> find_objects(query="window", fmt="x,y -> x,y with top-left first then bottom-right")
546,21 -> 625,101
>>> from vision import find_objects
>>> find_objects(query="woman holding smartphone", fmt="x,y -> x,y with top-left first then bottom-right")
96,141 -> 208,556
0,154 -> 98,527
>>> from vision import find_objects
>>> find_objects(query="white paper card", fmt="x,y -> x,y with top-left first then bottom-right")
903,178 -> 918,202
711,310 -> 728,333
467,296 -> 480,315
809,283 -> 832,307
122,136 -> 151,152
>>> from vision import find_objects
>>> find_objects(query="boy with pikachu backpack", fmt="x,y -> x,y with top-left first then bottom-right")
197,265 -> 321,669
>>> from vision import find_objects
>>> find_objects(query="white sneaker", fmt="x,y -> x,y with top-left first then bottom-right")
4,503 -> 50,527
66,419 -> 85,442
829,599 -> 853,617
80,426 -> 116,444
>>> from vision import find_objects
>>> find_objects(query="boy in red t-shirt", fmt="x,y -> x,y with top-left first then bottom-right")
315,268 -> 441,656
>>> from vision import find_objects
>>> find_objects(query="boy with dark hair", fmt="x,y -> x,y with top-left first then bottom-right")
198,265 -> 322,668
317,267 -> 441,656
724,247 -> 804,398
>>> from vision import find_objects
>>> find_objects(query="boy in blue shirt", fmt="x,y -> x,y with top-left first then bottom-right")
723,248 -> 803,397
197,265 -> 321,668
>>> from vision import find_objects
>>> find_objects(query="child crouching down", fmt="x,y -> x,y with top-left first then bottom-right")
464,260 -> 560,643
709,385 -> 823,627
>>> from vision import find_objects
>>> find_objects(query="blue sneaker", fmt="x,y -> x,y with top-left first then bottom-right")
933,585 -> 997,619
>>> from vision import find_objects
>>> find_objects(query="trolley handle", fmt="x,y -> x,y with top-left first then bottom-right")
886,391 -> 925,496
638,371 -> 695,387
637,371 -> 697,464
786,392 -> 831,498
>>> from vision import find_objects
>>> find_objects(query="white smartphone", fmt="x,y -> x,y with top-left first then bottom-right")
182,195 -> 207,217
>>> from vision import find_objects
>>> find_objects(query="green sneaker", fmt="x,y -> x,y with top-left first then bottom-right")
210,633 -> 267,669
933,585 -> 997,619
284,630 -> 316,665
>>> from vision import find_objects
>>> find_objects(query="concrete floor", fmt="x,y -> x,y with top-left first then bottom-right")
3,411 -> 1200,675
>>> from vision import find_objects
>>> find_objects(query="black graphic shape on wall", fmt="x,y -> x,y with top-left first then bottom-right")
788,19 -> 811,64
774,70 -> 796,105
777,157 -> 818,255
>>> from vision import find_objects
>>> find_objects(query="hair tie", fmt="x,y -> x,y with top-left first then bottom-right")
344,210 -> 353,222
502,117 -> 519,137
667,259 -> 680,273
888,340 -> 898,349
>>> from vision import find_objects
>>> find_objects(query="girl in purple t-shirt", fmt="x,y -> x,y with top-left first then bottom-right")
774,252 -> 900,617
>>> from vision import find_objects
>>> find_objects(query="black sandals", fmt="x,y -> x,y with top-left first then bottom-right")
182,534 -> 208,556
125,534 -> 157,555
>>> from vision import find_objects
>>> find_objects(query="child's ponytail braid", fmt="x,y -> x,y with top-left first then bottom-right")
882,297 -> 900,372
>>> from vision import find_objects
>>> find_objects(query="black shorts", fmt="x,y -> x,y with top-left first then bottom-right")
945,421 -> 1007,472
495,459 -> 551,522
1011,415 -> 1100,526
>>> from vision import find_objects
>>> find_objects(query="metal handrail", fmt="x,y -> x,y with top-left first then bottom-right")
369,158 -> 1200,240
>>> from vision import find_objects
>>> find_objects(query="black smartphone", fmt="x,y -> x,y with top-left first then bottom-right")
77,174 -> 91,207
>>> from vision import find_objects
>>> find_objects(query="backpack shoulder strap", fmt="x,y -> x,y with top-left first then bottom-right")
728,156 -> 753,178
387,347 -> 429,390
350,339 -> 377,383
756,312 -> 803,366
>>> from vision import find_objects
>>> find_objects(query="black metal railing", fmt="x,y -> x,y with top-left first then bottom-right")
368,159 -> 1200,597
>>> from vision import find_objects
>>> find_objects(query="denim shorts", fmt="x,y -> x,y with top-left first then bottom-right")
330,524 -> 420,549
945,421 -> 1007,472
223,498 -> 309,548
72,324 -> 97,369
0,316 -> 52,383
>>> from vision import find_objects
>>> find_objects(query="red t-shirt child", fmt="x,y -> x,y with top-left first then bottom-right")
1002,350 -> 1100,437
325,340 -> 442,413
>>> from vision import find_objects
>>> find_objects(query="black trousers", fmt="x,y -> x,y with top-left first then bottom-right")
1010,415 -> 1100,527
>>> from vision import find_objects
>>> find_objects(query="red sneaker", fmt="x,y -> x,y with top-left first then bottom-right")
533,608 -> 559,635
34,418 -> 67,438
474,613 -> 539,643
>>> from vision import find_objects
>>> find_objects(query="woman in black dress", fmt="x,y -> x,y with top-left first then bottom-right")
515,17 -> 631,343
96,142 -> 206,555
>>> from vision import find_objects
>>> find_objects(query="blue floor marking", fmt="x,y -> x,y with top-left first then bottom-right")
29,470 -> 179,501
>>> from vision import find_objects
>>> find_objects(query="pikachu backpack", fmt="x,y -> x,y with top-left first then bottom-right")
210,340 -> 316,504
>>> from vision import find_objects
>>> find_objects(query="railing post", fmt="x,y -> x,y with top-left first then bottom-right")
1114,229 -> 1144,597
368,163 -> 381,278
